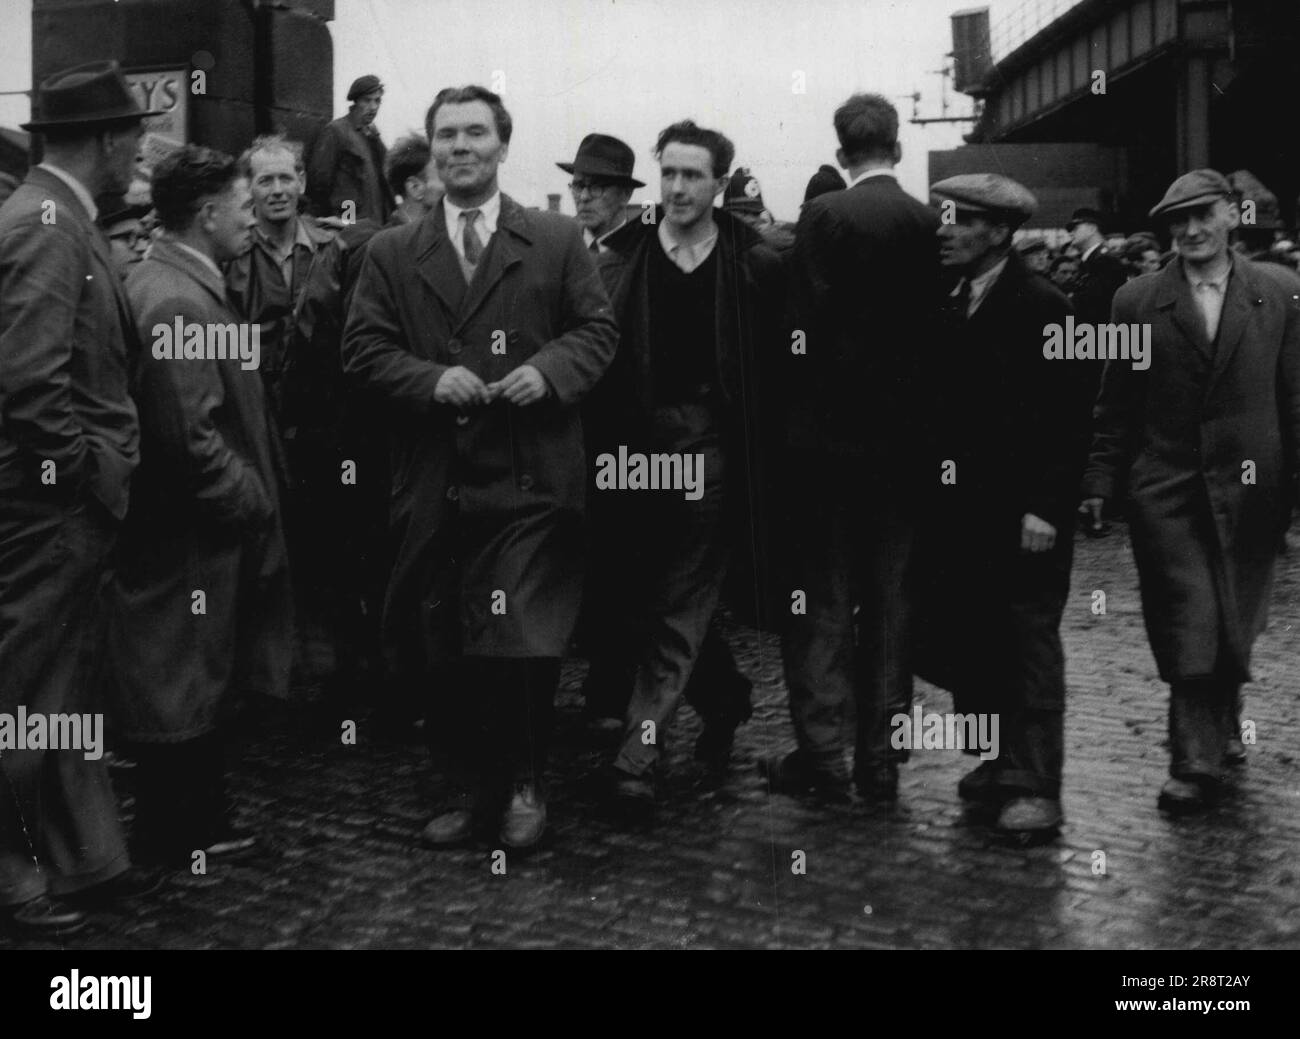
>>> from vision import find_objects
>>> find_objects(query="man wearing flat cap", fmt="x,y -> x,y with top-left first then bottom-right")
307,74 -> 394,222
913,173 -> 1091,840
0,59 -> 164,934
1082,169 -> 1300,815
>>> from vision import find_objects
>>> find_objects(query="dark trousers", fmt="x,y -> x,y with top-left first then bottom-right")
130,732 -> 228,860
0,500 -> 128,905
1169,671 -> 1242,782
780,454 -> 914,782
428,656 -> 560,812
614,404 -> 732,776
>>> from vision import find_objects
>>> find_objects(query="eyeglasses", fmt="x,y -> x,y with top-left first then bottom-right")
569,180 -> 614,198
107,229 -> 148,247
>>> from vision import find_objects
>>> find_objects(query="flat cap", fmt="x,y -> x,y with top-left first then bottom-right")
347,75 -> 383,101
1148,168 -> 1232,219
930,173 -> 1036,226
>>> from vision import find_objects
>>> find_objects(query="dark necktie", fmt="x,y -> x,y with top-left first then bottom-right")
460,208 -> 484,266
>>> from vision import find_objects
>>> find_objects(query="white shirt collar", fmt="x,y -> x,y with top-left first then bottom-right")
847,167 -> 896,189
583,215 -> 628,251
657,215 -> 718,273
1081,241 -> 1103,263
444,191 -> 501,244
168,237 -> 225,281
951,255 -> 1010,316
1182,254 -> 1233,291
37,162 -> 98,222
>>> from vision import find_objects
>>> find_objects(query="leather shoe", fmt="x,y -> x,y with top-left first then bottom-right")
1158,776 -> 1217,814
498,785 -> 547,849
995,796 -> 1063,837
421,809 -> 474,847
65,867 -> 166,908
1222,742 -> 1247,767
957,760 -> 1005,804
5,895 -> 86,936
608,767 -> 655,813
204,823 -> 259,857
758,750 -> 851,804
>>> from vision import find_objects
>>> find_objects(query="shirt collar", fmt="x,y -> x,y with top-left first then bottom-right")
444,192 -> 501,240
657,215 -> 719,272
167,236 -> 225,281
37,162 -> 98,222
255,216 -> 316,259
584,215 -> 628,250
1081,241 -> 1102,263
951,255 -> 1010,315
1182,253 -> 1233,291
847,167 -> 896,189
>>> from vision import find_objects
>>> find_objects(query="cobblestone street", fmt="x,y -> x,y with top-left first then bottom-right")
5,520 -> 1299,951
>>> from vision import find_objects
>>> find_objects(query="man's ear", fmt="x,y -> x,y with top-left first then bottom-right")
835,147 -> 847,170
892,141 -> 902,165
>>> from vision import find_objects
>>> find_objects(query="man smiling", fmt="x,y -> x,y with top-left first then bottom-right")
344,85 -> 617,850
1082,169 -> 1300,814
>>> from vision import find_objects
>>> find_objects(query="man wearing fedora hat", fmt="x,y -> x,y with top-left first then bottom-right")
307,74 -> 394,223
558,133 -> 644,254
0,59 -> 165,934
1082,169 -> 1300,815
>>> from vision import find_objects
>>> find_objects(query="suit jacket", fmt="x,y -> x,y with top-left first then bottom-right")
0,167 -> 139,518
342,193 -> 618,662
110,237 -> 292,739
1081,256 -> 1300,682
307,115 -> 394,222
784,172 -> 942,469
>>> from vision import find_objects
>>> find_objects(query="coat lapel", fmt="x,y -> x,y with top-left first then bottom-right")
1154,260 -> 1213,364
414,206 -> 468,321
453,194 -> 527,334
1209,259 -> 1260,382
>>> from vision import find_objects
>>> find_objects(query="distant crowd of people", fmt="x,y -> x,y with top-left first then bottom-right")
2,58 -> 1297,940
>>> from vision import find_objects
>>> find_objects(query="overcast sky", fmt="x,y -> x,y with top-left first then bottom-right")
0,0 -> 1033,217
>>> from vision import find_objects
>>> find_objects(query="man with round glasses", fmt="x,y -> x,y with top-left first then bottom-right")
557,133 -> 644,253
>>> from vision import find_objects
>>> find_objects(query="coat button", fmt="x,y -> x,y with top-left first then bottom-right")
456,413 -> 470,427
446,485 -> 459,502
519,474 -> 534,491
507,330 -> 521,344
448,337 -> 463,355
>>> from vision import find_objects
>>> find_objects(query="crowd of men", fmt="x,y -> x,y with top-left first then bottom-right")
2,59 -> 1297,937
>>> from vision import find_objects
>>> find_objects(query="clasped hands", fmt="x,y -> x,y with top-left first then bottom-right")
434,364 -> 549,407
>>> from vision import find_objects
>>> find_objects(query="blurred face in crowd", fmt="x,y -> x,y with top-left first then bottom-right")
104,217 -> 148,277
405,156 -> 444,211
659,142 -> 726,233
1168,198 -> 1238,267
352,90 -> 383,128
1136,248 -> 1162,275
204,177 -> 257,263
937,210 -> 1010,275
248,146 -> 303,228
570,176 -> 632,239
1023,248 -> 1050,274
1069,220 -> 1100,251
431,100 -> 507,206
1051,258 -> 1080,290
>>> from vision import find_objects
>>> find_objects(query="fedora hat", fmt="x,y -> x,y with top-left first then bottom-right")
557,133 -> 644,188
21,60 -> 163,132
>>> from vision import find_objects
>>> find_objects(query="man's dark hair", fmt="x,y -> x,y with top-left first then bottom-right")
425,85 -> 513,144
237,133 -> 304,179
653,120 -> 734,178
833,93 -> 899,164
151,144 -> 240,232
386,134 -> 432,197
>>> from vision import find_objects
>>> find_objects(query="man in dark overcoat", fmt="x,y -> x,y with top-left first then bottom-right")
1082,169 -> 1300,813
0,60 -> 160,934
342,85 -> 618,850
914,174 -> 1092,840
109,144 -> 292,863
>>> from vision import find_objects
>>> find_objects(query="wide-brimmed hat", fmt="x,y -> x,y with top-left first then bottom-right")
557,133 -> 644,187
21,60 -> 163,132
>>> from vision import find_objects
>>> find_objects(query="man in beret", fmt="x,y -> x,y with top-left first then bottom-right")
1082,169 -> 1300,814
914,173 -> 1091,840
307,74 -> 394,222
0,60 -> 163,934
